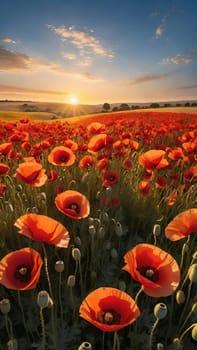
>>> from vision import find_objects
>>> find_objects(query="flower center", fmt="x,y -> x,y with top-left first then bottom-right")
68,203 -> 80,214
139,266 -> 159,282
59,154 -> 68,162
14,264 -> 32,283
97,309 -> 121,325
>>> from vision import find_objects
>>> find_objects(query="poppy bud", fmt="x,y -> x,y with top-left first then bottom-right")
55,260 -> 64,273
0,298 -> 11,314
37,290 -> 50,309
7,338 -> 18,350
176,290 -> 185,304
191,324 -> 197,341
100,212 -> 109,224
172,338 -> 182,350
78,342 -> 92,350
111,248 -> 118,259
118,280 -> 126,291
32,206 -> 39,213
16,184 -> 23,192
89,225 -> 96,236
153,224 -> 161,236
192,303 -> 197,314
115,222 -> 123,237
81,173 -> 89,184
39,192 -> 47,201
192,251 -> 197,260
154,303 -> 167,319
74,236 -> 82,246
67,275 -> 76,288
188,264 -> 197,283
157,343 -> 164,350
98,226 -> 105,238
72,248 -> 81,262
88,217 -> 94,225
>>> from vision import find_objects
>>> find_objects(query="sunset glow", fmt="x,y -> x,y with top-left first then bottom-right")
0,1 -> 196,104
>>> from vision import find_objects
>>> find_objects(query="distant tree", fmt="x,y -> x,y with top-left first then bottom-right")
164,103 -> 171,107
176,103 -> 181,107
119,103 -> 130,111
102,102 -> 111,112
184,102 -> 190,107
191,102 -> 197,106
150,103 -> 160,108
112,106 -> 119,112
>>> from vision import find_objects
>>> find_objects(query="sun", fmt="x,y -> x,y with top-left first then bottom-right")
69,96 -> 79,105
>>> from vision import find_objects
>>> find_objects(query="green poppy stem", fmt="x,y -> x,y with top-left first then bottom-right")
113,331 -> 120,350
39,307 -> 46,350
148,318 -> 159,350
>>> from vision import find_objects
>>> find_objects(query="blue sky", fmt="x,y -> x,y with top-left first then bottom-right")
0,0 -> 196,104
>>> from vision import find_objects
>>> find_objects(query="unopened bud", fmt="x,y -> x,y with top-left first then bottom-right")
153,224 -> 161,236
154,303 -> 167,319
98,226 -> 105,238
78,342 -> 92,350
55,260 -> 64,273
157,343 -> 164,350
67,275 -> 76,288
115,222 -> 123,237
39,192 -> 47,201
100,212 -> 109,224
172,338 -> 182,350
37,290 -> 50,308
0,299 -> 10,314
72,248 -> 81,261
7,339 -> 18,350
74,236 -> 82,246
81,173 -> 89,184
188,263 -> 197,283
88,225 -> 96,236
191,324 -> 197,341
32,206 -> 39,213
176,290 -> 185,304
111,248 -> 118,259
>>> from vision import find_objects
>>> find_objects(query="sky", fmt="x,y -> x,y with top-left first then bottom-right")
0,0 -> 196,105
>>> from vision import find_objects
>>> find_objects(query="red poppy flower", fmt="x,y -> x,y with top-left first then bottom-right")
13,162 -> 47,187
0,183 -> 6,196
155,175 -> 168,189
88,134 -> 108,152
15,214 -> 70,248
48,146 -> 76,166
122,157 -> 133,170
0,163 -> 10,175
123,244 -> 180,297
79,155 -> 94,169
64,139 -> 78,152
55,190 -> 90,219
165,208 -> 197,241
87,122 -> 106,134
79,287 -> 140,332
0,248 -> 43,290
101,196 -> 120,208
48,169 -> 58,182
0,143 -> 12,156
138,181 -> 152,197
97,158 -> 110,171
138,150 -> 169,170
102,170 -> 119,187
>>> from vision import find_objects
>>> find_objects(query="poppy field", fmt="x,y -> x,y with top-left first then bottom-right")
0,110 -> 196,350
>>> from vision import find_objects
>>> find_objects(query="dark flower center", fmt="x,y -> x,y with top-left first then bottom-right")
97,309 -> 121,325
59,153 -> 68,162
68,203 -> 80,214
108,176 -> 115,181
138,266 -> 159,282
14,264 -> 32,283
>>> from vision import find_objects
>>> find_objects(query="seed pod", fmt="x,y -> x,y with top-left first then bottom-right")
55,260 -> 64,273
98,226 -> 105,238
115,222 -> 123,237
176,290 -> 185,304
39,192 -> 47,201
157,343 -> 164,350
37,290 -> 50,308
100,211 -> 109,224
0,298 -> 11,314
188,263 -> 197,283
74,236 -> 82,246
172,338 -> 182,350
81,173 -> 89,184
89,225 -> 96,236
154,303 -> 167,319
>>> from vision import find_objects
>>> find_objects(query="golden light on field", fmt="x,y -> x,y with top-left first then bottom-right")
69,96 -> 79,105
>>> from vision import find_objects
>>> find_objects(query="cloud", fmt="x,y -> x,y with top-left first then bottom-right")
63,53 -> 77,60
0,84 -> 68,96
0,37 -> 16,44
176,84 -> 197,90
0,45 -> 65,73
155,17 -> 166,39
78,72 -> 102,81
48,24 -> 114,59
162,54 -> 192,65
129,73 -> 170,85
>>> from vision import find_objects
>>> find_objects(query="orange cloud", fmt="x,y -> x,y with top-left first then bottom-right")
129,72 -> 170,85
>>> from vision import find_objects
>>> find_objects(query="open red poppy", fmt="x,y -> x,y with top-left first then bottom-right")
55,190 -> 90,219
13,162 -> 47,187
14,214 -> 70,248
79,287 -> 140,332
165,208 -> 197,241
48,146 -> 76,166
88,134 -> 108,152
123,244 -> 180,297
0,248 -> 43,290
138,150 -> 169,170
0,163 -> 10,175
102,170 -> 119,187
